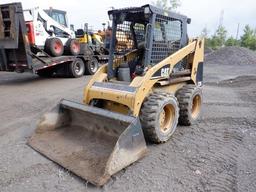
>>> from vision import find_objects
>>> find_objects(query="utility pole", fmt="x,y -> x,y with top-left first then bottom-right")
214,9 -> 224,36
236,23 -> 240,40
218,9 -> 224,29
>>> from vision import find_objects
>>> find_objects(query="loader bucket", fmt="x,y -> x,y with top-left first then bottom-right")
28,99 -> 147,186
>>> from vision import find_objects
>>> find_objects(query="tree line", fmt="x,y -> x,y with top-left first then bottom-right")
152,0 -> 256,51
202,25 -> 256,51
152,0 -> 181,11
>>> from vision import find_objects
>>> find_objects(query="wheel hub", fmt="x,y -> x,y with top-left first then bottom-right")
72,42 -> 80,53
54,41 -> 62,54
159,104 -> 175,133
90,60 -> 97,73
191,94 -> 201,119
75,62 -> 81,74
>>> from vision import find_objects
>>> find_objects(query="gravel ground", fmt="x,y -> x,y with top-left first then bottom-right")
0,55 -> 256,191
205,46 -> 256,66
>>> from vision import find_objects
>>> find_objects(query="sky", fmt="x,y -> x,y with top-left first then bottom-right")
1,0 -> 255,38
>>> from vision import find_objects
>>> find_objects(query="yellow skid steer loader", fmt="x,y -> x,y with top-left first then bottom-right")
29,5 -> 204,186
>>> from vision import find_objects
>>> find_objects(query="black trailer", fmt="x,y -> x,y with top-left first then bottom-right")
0,3 -> 108,77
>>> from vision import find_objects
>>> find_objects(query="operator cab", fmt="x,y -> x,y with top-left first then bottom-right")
43,8 -> 72,39
44,8 -> 68,27
107,4 -> 190,81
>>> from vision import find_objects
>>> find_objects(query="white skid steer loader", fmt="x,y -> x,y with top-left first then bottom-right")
24,6 -> 80,56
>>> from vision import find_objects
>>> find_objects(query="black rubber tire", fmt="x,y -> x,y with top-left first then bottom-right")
176,84 -> 203,126
68,58 -> 85,78
64,39 -> 81,56
44,38 -> 64,57
37,69 -> 54,77
85,57 -> 99,75
140,92 -> 179,143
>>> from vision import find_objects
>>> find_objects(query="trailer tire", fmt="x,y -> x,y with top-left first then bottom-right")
45,38 -> 64,57
85,57 -> 99,75
65,39 -> 81,56
68,58 -> 85,78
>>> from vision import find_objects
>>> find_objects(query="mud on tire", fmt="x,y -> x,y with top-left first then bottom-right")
64,39 -> 81,56
176,84 -> 203,126
44,38 -> 64,57
140,92 -> 179,143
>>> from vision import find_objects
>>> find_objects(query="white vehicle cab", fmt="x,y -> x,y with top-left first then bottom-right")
0,3 -> 108,78
23,7 -> 80,56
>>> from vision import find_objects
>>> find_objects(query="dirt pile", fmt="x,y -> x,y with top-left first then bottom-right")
204,47 -> 213,55
205,46 -> 256,65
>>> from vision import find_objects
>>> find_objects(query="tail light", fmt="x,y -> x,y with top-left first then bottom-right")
26,21 -> 35,45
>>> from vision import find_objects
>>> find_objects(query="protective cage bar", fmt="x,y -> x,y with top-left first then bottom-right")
150,14 -> 183,65
110,8 -> 188,70
115,21 -> 145,55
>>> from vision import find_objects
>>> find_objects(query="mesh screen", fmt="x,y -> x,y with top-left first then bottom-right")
115,22 -> 145,55
151,14 -> 182,65
133,23 -> 146,45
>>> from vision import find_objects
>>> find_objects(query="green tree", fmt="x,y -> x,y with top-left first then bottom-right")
152,0 -> 181,11
215,26 -> 227,47
240,25 -> 256,50
225,36 -> 239,46
208,35 -> 220,50
152,0 -> 171,11
205,26 -> 227,50
170,0 -> 181,10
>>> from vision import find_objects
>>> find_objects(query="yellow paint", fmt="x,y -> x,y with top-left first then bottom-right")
103,101 -> 130,115
83,38 -> 204,117
77,33 -> 104,44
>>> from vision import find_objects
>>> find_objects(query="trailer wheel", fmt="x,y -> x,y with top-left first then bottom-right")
65,39 -> 81,56
45,38 -> 64,57
68,58 -> 85,78
176,84 -> 203,125
85,57 -> 99,75
140,92 -> 179,143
